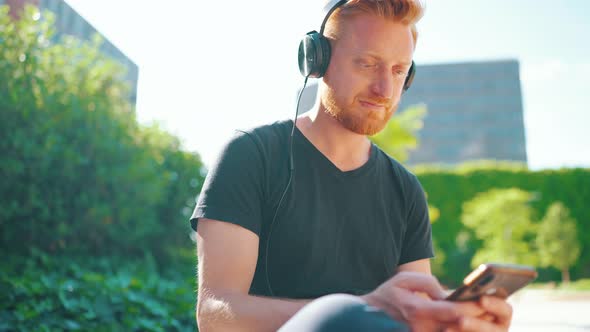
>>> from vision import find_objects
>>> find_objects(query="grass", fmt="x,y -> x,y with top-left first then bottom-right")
558,278 -> 590,291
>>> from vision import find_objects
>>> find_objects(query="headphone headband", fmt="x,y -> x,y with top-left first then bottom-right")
319,0 -> 348,35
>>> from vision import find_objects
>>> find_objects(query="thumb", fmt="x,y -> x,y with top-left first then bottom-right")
394,272 -> 447,300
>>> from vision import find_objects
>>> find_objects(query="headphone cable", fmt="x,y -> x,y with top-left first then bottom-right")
265,76 -> 310,297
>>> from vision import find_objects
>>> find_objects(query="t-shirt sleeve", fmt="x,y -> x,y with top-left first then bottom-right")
189,130 -> 265,236
398,175 -> 435,265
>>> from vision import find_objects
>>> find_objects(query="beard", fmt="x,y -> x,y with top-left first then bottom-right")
321,85 -> 397,136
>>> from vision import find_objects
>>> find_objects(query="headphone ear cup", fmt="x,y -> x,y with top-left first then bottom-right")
316,35 -> 332,78
403,61 -> 416,92
298,33 -> 315,77
298,32 -> 319,77
298,31 -> 331,78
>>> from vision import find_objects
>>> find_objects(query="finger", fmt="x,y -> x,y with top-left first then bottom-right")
453,301 -> 485,317
390,287 -> 465,325
395,272 -> 447,300
444,326 -> 460,332
445,309 -> 503,332
458,315 -> 505,332
407,299 -> 462,324
480,296 -> 513,326
480,313 -> 495,322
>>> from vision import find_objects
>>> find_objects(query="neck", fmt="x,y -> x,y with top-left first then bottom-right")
296,106 -> 372,172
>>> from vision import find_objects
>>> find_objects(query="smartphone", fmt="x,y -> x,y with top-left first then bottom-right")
446,263 -> 538,301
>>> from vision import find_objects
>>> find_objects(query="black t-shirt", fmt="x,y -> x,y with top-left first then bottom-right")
190,119 -> 433,299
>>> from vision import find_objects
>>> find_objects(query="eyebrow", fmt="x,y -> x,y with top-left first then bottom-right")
356,52 -> 412,67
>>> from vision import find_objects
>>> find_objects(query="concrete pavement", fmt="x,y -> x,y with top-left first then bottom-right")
509,290 -> 590,331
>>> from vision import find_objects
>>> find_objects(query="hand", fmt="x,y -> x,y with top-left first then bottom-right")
362,271 -> 484,332
444,296 -> 513,332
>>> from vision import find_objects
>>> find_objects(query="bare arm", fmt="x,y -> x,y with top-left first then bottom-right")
196,218 -> 312,332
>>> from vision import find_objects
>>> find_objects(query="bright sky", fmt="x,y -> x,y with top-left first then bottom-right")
64,0 -> 590,170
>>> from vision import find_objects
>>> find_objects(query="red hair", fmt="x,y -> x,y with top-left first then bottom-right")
324,0 -> 425,48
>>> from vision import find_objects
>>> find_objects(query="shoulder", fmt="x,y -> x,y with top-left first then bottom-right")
230,119 -> 293,159
372,145 -> 426,214
218,119 -> 291,154
373,144 -> 422,191
229,119 -> 291,148
236,119 -> 292,141
207,119 -> 292,179
373,146 -> 430,223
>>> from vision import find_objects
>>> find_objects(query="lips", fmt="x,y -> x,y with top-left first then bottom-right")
359,100 -> 387,109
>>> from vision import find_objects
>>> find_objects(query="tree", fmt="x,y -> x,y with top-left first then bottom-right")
536,202 -> 581,283
370,104 -> 427,163
460,188 -> 537,268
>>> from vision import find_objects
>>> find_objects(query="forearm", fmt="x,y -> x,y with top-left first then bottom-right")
197,288 -> 312,332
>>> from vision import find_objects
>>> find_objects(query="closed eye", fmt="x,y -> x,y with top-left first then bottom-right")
394,69 -> 406,76
393,64 -> 411,77
355,58 -> 377,69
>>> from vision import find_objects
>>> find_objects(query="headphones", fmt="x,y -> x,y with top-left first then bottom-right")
297,0 -> 416,92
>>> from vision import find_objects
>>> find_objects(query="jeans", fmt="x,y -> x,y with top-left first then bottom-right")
279,294 -> 409,332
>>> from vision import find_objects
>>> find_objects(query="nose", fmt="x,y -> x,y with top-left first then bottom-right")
370,68 -> 395,99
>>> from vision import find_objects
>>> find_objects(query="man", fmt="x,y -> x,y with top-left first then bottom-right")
191,0 -> 513,331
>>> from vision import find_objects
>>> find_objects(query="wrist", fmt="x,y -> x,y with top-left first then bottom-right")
361,291 -> 406,324
361,292 -> 387,311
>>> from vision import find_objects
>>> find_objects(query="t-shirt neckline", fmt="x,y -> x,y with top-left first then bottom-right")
288,119 -> 378,178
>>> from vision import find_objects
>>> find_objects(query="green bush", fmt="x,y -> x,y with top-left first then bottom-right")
0,5 -> 205,263
1,7 -> 202,329
0,249 -> 196,331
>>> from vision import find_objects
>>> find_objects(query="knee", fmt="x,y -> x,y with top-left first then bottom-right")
280,294 -> 408,332
311,293 -> 367,310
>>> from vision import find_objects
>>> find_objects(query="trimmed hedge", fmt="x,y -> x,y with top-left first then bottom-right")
414,163 -> 590,285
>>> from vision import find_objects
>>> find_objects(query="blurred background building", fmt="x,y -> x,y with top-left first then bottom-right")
2,0 -> 139,105
299,59 -> 527,167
